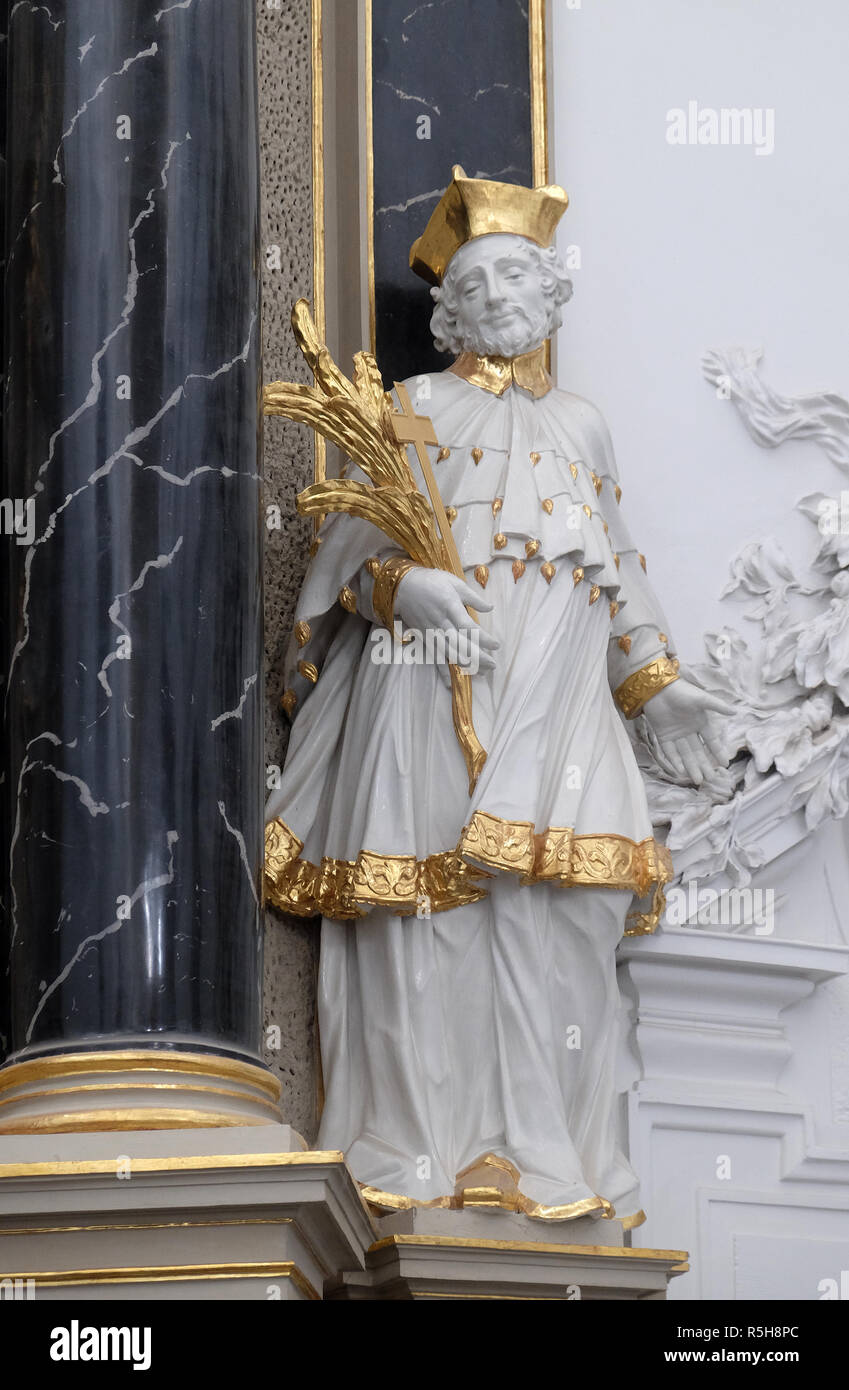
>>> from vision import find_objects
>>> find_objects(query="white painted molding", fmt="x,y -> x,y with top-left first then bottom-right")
618,927 -> 849,1299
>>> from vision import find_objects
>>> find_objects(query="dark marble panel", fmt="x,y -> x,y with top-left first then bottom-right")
1,0 -> 263,1065
372,0 -> 534,386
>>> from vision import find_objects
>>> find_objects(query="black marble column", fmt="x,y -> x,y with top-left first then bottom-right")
0,0 -> 268,1115
371,0 -> 536,385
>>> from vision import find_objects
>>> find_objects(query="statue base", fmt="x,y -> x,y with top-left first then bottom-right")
0,1135 -> 687,1299
326,1206 -> 688,1301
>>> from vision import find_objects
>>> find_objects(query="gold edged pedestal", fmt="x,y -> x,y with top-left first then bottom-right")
0,1130 -> 376,1300
327,1206 -> 688,1301
0,1129 -> 687,1300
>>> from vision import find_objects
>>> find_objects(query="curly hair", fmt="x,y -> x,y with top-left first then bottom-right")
429,236 -> 573,357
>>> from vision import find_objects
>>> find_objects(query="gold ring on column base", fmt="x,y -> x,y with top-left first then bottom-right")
0,1049 -> 282,1134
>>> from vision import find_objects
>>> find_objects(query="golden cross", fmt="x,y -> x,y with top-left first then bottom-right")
390,381 -> 467,589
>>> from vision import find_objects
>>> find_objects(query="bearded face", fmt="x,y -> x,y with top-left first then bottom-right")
430,234 -> 564,358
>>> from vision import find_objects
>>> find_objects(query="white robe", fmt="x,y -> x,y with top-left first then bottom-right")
265,369 -> 675,1221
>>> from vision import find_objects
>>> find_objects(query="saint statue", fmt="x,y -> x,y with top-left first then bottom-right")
264,168 -> 729,1225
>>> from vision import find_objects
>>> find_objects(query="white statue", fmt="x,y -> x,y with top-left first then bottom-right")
265,168 -> 729,1224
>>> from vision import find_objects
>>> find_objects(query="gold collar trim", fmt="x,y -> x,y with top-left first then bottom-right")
449,345 -> 552,399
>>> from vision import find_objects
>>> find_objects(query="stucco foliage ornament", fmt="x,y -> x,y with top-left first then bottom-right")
640,349 -> 849,885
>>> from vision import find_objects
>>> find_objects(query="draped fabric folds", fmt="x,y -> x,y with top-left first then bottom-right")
266,370 -> 675,1220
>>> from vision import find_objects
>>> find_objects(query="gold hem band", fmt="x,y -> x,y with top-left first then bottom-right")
360,1182 -> 614,1223
265,813 -> 672,934
264,818 -> 491,921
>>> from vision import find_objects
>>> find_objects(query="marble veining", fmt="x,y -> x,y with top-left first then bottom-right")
372,0 -> 534,384
1,0 -> 264,1065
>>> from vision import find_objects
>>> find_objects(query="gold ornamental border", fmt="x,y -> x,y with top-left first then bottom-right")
614,656 -> 681,720
361,1183 -> 613,1223
265,812 -> 672,934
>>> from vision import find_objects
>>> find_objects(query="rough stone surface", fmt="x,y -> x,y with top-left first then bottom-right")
258,0 -> 320,1140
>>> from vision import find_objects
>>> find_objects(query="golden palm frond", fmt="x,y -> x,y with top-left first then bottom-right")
263,299 -> 486,792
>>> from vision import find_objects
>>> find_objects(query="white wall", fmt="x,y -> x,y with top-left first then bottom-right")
550,0 -> 849,660
550,0 -> 849,1300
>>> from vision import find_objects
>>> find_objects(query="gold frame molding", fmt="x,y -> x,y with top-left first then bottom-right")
310,0 -> 327,510
364,0 -> 376,354
1,1261 -> 319,1298
364,0 -> 549,356
370,1233 -> 688,1271
530,0 -> 549,186
0,1149 -> 345,1181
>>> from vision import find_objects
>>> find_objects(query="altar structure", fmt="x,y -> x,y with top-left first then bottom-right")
1,0 -> 847,1303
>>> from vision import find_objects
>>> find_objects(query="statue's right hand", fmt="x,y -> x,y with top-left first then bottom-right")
394,567 -> 499,678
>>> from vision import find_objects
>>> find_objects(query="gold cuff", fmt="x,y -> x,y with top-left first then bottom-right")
614,656 -> 680,719
372,555 -> 419,629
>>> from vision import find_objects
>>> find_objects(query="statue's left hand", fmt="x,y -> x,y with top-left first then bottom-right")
640,677 -> 733,785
